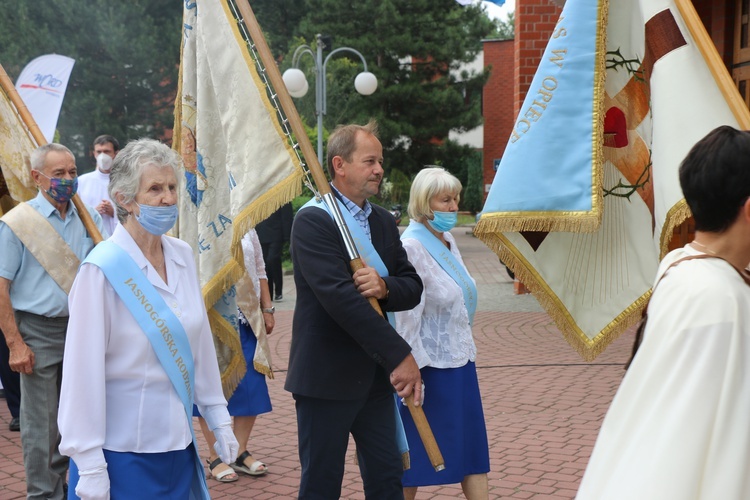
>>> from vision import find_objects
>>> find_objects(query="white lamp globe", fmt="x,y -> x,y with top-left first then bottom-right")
291,78 -> 309,99
354,71 -> 378,96
282,68 -> 309,98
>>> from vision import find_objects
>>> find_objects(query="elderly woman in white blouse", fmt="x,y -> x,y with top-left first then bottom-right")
58,139 -> 237,500
395,167 -> 489,500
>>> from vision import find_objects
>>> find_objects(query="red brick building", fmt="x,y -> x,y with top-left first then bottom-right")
482,0 -> 748,198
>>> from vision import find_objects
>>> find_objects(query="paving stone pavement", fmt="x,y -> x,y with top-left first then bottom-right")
0,226 -> 635,499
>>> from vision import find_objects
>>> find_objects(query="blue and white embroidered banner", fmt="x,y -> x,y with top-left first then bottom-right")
475,0 -> 748,360
480,0 -> 604,233
174,0 -> 303,393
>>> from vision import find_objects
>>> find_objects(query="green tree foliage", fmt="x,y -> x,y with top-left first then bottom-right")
0,0 -> 181,170
248,0 -> 308,60
276,0 -> 495,189
495,11 -> 515,40
0,0 -> 499,199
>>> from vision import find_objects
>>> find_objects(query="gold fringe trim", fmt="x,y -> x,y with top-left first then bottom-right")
208,308 -> 247,399
479,0 -> 608,235
475,211 -> 601,234
588,0 -> 609,234
201,172 -> 302,310
172,5 -> 188,156
202,261 -> 245,314
253,360 -> 274,379
230,172 -> 303,268
475,229 -> 651,361
200,176 -> 301,392
659,199 -> 692,259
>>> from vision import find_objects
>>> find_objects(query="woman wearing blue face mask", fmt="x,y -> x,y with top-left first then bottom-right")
59,139 -> 237,500
395,167 -> 489,500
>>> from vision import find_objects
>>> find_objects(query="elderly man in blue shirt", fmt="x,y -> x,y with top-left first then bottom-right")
0,143 -> 105,500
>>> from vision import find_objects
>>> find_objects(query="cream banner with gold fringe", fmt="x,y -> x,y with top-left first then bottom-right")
0,81 -> 37,215
475,0 -> 748,360
174,0 -> 303,396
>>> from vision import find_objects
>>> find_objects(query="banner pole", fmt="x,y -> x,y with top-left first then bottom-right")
0,62 -> 103,244
233,0 -> 445,471
674,0 -> 750,129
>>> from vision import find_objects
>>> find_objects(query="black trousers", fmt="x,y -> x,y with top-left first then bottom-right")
294,372 -> 403,500
261,240 -> 284,297
0,328 -> 20,418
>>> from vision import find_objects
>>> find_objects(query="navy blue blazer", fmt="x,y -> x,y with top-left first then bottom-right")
284,200 -> 423,400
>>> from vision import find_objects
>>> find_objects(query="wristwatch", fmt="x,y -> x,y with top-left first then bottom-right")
262,306 -> 275,314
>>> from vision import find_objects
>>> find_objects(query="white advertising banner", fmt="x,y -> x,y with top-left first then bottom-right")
15,54 -> 75,143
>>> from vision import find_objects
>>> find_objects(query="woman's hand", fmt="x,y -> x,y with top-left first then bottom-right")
75,464 -> 110,500
263,311 -> 275,335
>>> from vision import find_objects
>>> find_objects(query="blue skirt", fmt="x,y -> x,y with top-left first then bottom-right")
193,320 -> 272,418
400,361 -> 490,487
68,445 -> 195,499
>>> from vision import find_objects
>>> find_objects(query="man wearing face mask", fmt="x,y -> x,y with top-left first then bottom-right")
0,143 -> 105,500
78,135 -> 120,235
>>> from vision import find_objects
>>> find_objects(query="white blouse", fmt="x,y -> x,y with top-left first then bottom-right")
243,229 -> 268,293
58,225 -> 228,471
238,229 -> 267,325
395,231 -> 477,369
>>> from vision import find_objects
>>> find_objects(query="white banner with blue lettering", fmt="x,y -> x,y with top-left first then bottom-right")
15,54 -> 75,144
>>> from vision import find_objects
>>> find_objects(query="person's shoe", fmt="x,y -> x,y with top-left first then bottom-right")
9,417 -> 19,432
274,294 -> 283,301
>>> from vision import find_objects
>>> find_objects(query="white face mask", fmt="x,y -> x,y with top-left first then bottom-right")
96,153 -> 113,173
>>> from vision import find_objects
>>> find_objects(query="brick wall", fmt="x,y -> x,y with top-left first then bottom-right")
481,0 -> 563,198
482,39 -> 515,198
514,0 -> 563,116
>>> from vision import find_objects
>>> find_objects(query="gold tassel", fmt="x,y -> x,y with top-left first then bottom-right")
476,230 -> 650,361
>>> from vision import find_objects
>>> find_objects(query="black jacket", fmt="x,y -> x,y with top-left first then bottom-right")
284,201 -> 423,400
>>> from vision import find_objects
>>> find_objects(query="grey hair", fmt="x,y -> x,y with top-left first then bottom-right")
108,138 -> 181,223
30,143 -> 74,172
326,120 -> 379,179
407,166 -> 462,221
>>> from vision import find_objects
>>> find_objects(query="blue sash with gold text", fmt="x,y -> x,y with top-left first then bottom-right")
83,240 -> 209,500
402,220 -> 478,325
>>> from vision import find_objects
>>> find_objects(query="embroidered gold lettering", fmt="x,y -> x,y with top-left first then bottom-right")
549,48 -> 567,68
510,77 -> 559,144
122,276 -> 192,399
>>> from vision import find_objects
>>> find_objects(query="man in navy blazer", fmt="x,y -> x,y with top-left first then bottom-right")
286,121 -> 424,499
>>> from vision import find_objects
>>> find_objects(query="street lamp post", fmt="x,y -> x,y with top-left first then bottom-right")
282,34 -> 378,166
